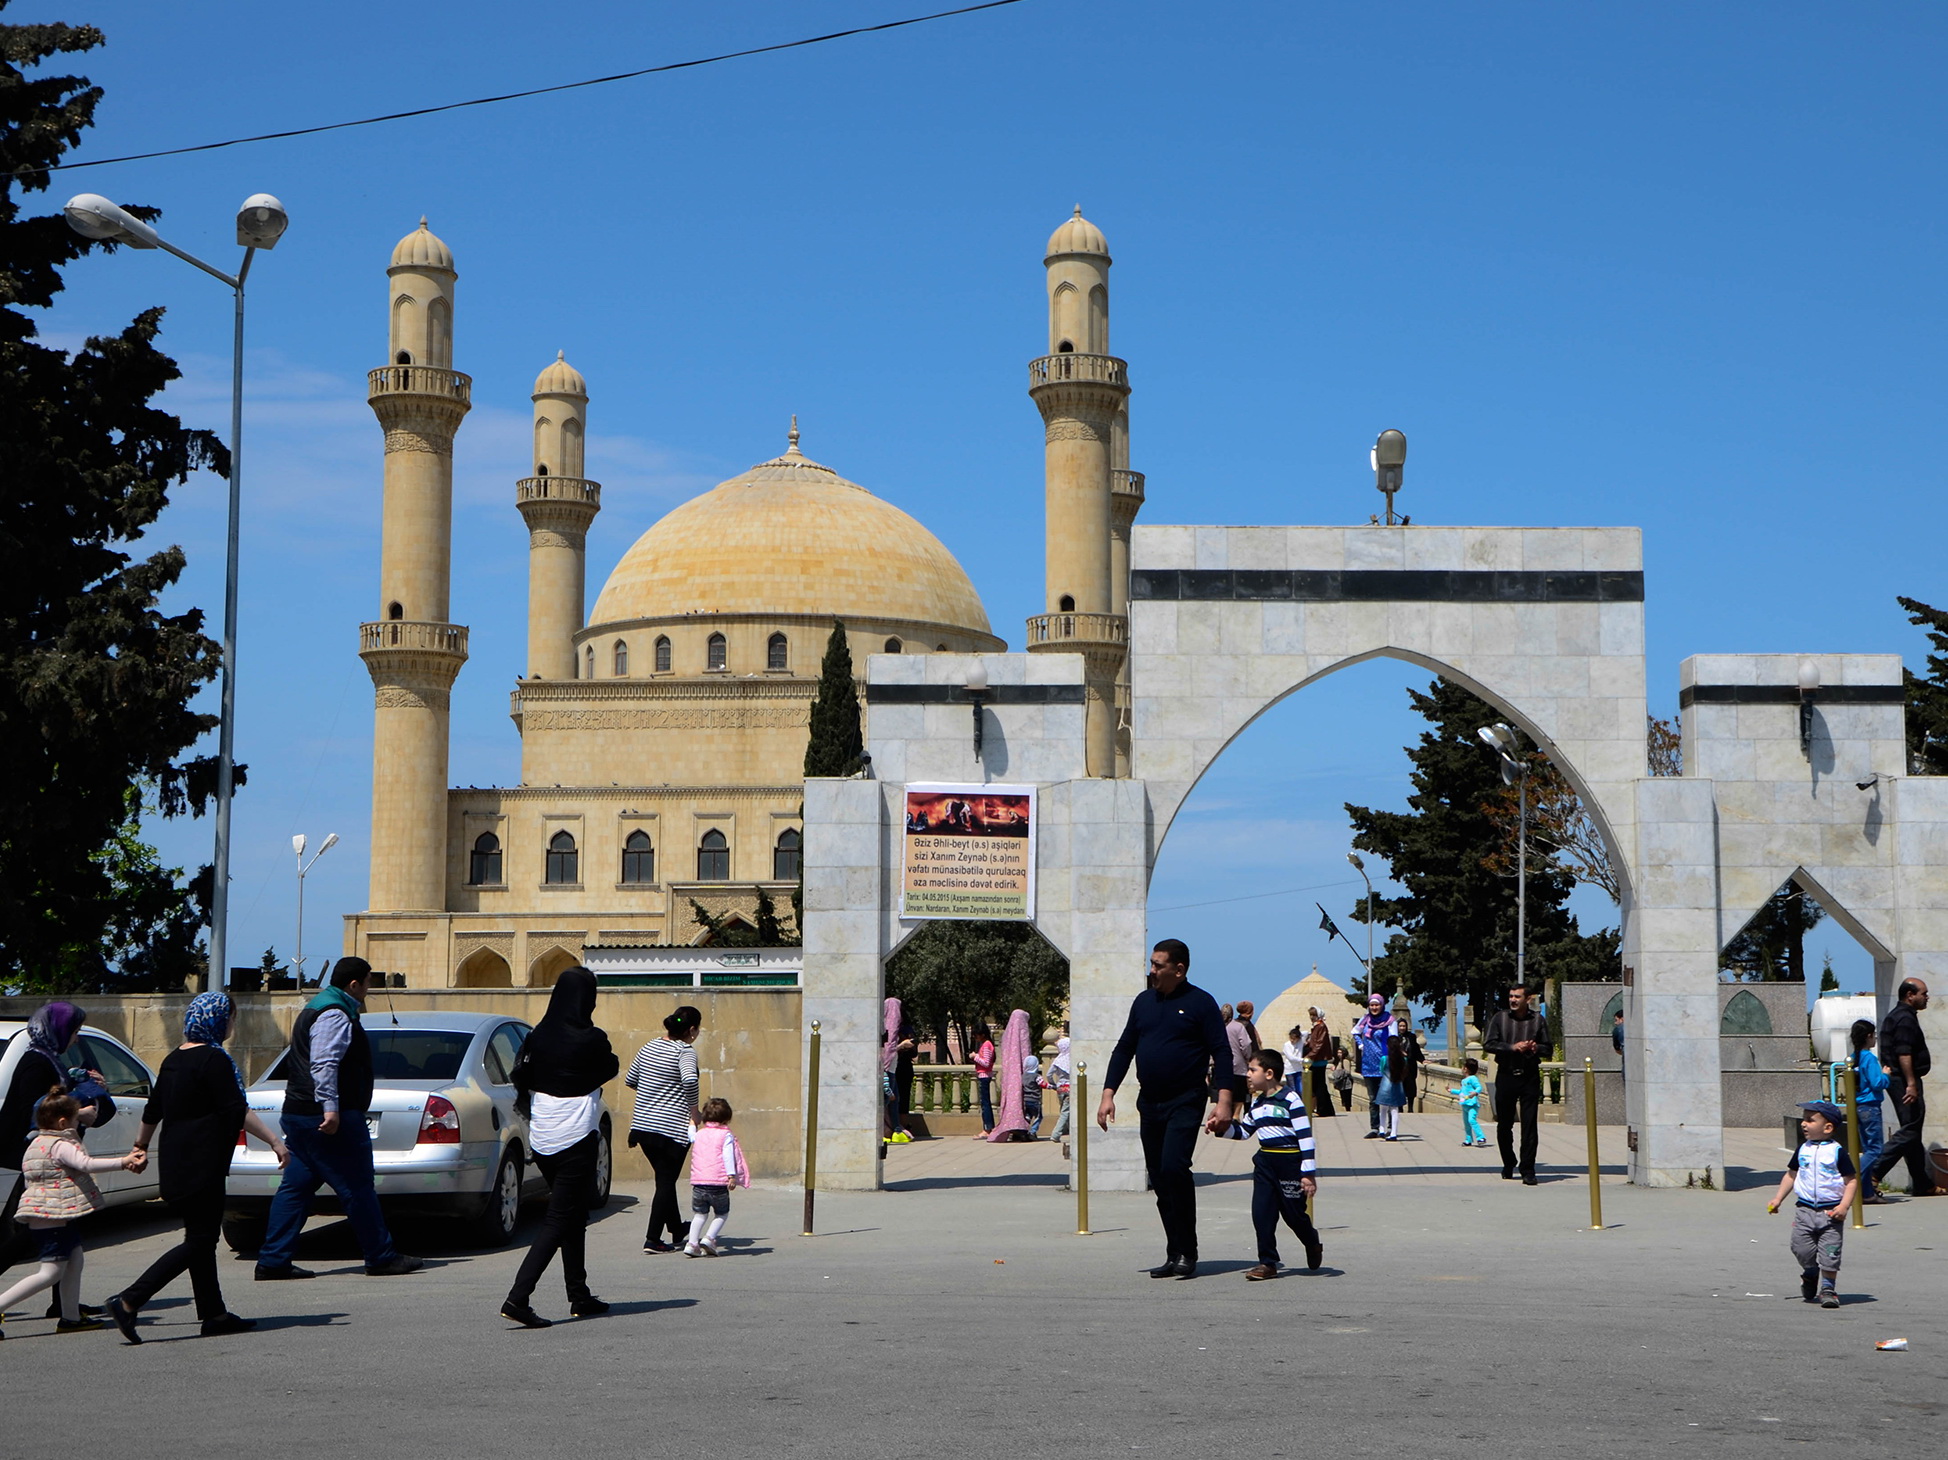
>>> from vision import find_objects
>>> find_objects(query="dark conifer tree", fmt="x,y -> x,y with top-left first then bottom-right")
1898,597 -> 1948,775
803,620 -> 863,778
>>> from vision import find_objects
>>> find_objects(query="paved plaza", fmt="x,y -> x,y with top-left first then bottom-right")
7,1113 -> 1944,1457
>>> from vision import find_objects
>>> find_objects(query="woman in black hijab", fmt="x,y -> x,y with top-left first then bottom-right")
501,967 -> 619,1329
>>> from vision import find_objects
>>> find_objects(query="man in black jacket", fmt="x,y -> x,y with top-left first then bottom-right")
1866,979 -> 1936,1198
1483,984 -> 1553,1185
1098,939 -> 1241,1279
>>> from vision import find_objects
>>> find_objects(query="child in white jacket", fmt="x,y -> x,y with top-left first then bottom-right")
685,1098 -> 749,1257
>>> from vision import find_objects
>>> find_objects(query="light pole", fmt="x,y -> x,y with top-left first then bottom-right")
1478,723 -> 1528,988
1345,851 -> 1375,975
293,832 -> 339,987
64,191 -> 288,991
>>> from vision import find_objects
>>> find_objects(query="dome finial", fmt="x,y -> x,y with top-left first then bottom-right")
788,414 -> 800,453
557,350 -> 565,361
419,215 -> 429,229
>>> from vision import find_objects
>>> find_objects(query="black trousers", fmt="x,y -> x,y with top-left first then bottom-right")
1496,1075 -> 1541,1176
1308,1063 -> 1336,1118
509,1130 -> 599,1305
637,1132 -> 689,1245
0,1169 -> 29,1278
1251,1151 -> 1319,1268
1138,1088 -> 1206,1263
121,1189 -> 227,1321
1867,1074 -> 1930,1193
1363,1076 -> 1383,1130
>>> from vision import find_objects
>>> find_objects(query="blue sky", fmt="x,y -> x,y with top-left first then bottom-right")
33,1 -> 1944,1006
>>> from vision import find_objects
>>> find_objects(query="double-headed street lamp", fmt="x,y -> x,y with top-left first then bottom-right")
293,832 -> 339,987
63,192 -> 288,991
1477,722 -> 1528,987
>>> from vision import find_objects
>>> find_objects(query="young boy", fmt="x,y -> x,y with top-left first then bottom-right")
1766,1099 -> 1858,1309
1447,1057 -> 1488,1147
1216,1050 -> 1323,1281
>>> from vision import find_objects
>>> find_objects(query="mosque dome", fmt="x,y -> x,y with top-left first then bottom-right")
1045,205 -> 1109,261
589,427 -> 995,637
390,217 -> 455,272
533,351 -> 587,397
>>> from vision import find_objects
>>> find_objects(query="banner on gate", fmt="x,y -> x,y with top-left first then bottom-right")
900,783 -> 1036,921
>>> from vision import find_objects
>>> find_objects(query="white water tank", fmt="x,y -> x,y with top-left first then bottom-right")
1810,993 -> 1878,1066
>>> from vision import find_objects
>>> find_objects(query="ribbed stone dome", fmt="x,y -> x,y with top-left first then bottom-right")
390,217 -> 455,272
533,351 -> 586,397
1045,205 -> 1109,261
588,432 -> 994,635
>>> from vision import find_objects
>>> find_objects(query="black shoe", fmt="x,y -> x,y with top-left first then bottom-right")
366,1254 -> 424,1276
1149,1260 -> 1180,1279
1175,1258 -> 1198,1280
254,1264 -> 316,1281
1363,1130 -> 1383,1139
1801,1270 -> 1819,1303
201,1313 -> 257,1337
106,1295 -> 141,1345
501,1300 -> 552,1329
56,1316 -> 105,1333
1501,1169 -> 1516,1180
570,1295 -> 610,1317
643,1239 -> 675,1254
1521,1174 -> 1538,1186
45,1301 -> 102,1320
1304,1239 -> 1324,1271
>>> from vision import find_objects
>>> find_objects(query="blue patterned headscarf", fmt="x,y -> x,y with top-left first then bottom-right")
183,991 -> 245,1092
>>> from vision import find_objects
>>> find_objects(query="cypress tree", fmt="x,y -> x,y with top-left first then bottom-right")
1898,597 -> 1948,775
803,619 -> 863,777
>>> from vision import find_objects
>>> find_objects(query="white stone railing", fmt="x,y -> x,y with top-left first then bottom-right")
516,476 -> 601,506
360,620 -> 469,655
1028,352 -> 1128,389
1026,611 -> 1128,648
367,364 -> 472,404
1112,468 -> 1145,500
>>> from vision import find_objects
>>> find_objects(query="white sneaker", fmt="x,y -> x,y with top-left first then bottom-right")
701,1240 -> 721,1257
683,1243 -> 702,1258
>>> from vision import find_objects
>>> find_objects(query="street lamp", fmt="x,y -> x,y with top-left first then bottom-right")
1478,723 -> 1528,988
65,191 -> 287,991
293,832 -> 339,987
1371,429 -> 1408,525
1345,851 -> 1375,974
965,660 -> 989,767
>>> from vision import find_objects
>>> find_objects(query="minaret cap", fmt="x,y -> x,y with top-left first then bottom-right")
1045,204 -> 1109,262
533,350 -> 588,398
390,215 -> 455,272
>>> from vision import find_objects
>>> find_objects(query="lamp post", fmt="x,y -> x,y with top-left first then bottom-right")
1371,429 -> 1408,525
965,660 -> 989,770
293,832 -> 339,987
1477,723 -> 1528,988
64,192 -> 288,991
1345,851 -> 1375,975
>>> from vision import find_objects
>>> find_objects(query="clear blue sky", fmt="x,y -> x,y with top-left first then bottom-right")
35,1 -> 1945,1005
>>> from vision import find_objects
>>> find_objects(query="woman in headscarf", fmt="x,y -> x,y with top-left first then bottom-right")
502,967 -> 619,1328
107,992 -> 289,1342
626,1005 -> 702,1252
0,1002 -> 102,1283
1047,1035 -> 1075,1141
984,1010 -> 1033,1142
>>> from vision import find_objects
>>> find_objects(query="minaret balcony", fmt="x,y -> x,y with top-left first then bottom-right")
1112,468 -> 1145,504
1025,611 -> 1128,651
360,620 -> 469,657
1028,352 -> 1128,390
367,364 -> 472,406
516,476 -> 601,508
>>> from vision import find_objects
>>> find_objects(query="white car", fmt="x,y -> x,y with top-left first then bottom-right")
0,1021 -> 158,1207
223,1011 -> 612,1251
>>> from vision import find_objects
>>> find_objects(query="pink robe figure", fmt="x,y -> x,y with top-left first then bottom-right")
882,998 -> 902,1075
985,1009 -> 1032,1141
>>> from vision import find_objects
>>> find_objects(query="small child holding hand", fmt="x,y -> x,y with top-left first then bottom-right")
1216,1050 -> 1323,1281
685,1098 -> 749,1257
1766,1099 -> 1858,1309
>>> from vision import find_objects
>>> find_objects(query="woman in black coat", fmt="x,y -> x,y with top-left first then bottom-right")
501,967 -> 619,1329
108,992 -> 289,1341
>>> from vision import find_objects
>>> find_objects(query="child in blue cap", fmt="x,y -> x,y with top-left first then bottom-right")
1765,1100 -> 1858,1309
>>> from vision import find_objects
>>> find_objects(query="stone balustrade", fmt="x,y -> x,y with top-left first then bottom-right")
1028,352 -> 1128,389
1025,610 -> 1128,648
516,475 -> 601,506
367,363 -> 473,404
359,620 -> 469,656
1112,468 -> 1146,502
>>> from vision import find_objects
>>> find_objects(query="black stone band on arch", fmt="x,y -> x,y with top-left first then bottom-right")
1129,568 -> 1645,603
1678,684 -> 1905,708
865,683 -> 1087,705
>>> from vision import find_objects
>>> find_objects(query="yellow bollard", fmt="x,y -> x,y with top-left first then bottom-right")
1843,1059 -> 1865,1231
1583,1057 -> 1603,1231
1074,1062 -> 1091,1236
802,1020 -> 821,1237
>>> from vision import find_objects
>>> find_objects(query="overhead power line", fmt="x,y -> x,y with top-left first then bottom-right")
1150,876 -> 1364,915
18,0 -> 1027,178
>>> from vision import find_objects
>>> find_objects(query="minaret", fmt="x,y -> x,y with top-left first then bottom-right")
1109,399 -> 1143,776
1028,206 -> 1129,777
517,353 -> 600,680
360,218 -> 470,912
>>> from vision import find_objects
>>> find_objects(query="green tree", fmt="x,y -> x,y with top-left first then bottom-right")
1721,882 -> 1823,982
886,920 -> 1068,1059
1819,952 -> 1839,994
1898,597 -> 1948,775
1344,678 -> 1617,1022
803,619 -> 864,778
689,888 -> 798,948
1,13 -> 233,991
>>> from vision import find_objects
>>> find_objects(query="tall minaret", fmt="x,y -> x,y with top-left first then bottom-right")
517,354 -> 600,680
1028,206 -> 1129,777
1109,398 -> 1143,776
360,218 -> 470,912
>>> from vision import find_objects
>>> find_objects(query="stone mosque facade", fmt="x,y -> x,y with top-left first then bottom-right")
342,214 -> 1131,986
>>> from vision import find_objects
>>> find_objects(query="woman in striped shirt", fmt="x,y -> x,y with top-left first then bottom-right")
626,1006 -> 702,1253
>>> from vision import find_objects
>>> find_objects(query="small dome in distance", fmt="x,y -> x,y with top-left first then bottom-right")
390,216 -> 455,272
533,351 -> 587,398
1045,205 -> 1108,261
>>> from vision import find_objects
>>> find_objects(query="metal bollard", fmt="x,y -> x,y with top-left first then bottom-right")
1583,1057 -> 1603,1231
802,1020 -> 821,1237
1074,1062 -> 1090,1236
1843,1059 -> 1865,1231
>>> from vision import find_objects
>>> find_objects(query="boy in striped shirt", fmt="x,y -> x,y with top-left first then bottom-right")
1766,1100 -> 1859,1309
1216,1049 -> 1323,1281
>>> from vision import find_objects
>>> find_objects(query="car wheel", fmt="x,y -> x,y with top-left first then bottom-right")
592,1122 -> 613,1210
222,1213 -> 268,1256
470,1148 -> 523,1246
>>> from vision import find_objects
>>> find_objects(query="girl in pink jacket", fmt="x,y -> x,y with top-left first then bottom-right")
684,1098 -> 749,1257
0,1088 -> 141,1335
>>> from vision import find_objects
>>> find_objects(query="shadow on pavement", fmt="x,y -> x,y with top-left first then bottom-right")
884,1174 -> 1069,1191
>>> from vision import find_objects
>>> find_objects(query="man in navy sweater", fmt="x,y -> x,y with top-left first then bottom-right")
1098,939 -> 1242,1279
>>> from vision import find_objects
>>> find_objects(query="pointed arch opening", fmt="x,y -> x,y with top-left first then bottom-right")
454,947 -> 512,988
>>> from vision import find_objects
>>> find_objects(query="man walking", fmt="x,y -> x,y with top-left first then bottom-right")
1352,994 -> 1392,1138
255,958 -> 423,1279
1099,939 -> 1241,1280
1483,984 -> 1553,1184
1865,979 -> 1936,1198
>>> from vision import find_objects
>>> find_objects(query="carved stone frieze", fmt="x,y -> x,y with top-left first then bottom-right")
523,705 -> 810,732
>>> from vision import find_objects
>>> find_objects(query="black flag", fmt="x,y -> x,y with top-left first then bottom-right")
1316,903 -> 1343,943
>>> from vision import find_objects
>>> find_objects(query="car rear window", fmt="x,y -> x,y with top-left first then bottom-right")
262,1031 -> 475,1083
